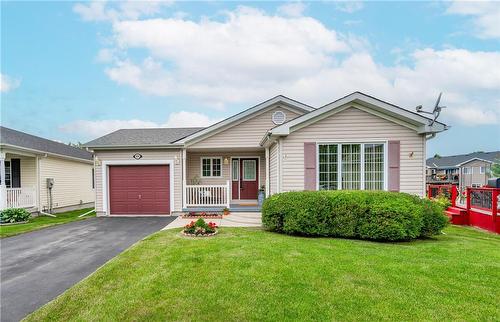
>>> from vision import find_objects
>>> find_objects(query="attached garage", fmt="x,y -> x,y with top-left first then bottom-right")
108,165 -> 171,215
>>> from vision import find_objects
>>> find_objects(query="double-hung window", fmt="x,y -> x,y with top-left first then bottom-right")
201,157 -> 222,177
318,143 -> 385,191
1,161 -> 12,188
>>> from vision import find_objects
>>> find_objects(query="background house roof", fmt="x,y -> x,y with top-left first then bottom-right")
426,151 -> 500,169
84,127 -> 204,148
0,126 -> 93,161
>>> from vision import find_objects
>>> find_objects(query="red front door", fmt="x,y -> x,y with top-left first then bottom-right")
239,158 -> 258,199
109,165 -> 170,215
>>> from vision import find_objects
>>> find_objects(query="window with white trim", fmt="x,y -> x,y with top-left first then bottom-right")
201,157 -> 222,177
479,166 -> 485,174
318,143 -> 385,191
1,161 -> 12,188
463,167 -> 471,174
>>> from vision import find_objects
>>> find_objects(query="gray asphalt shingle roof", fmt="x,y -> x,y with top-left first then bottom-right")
426,151 -> 500,168
83,127 -> 205,148
0,126 -> 93,161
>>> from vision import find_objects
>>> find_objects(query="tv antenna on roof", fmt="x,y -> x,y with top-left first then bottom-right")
415,92 -> 446,126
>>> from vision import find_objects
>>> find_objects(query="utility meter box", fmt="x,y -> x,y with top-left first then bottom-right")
46,178 -> 54,189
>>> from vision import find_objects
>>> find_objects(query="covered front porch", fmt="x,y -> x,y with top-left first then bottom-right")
0,151 -> 38,210
182,148 -> 267,212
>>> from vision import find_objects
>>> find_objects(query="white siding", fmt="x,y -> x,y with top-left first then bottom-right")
269,143 -> 278,195
39,156 -> 95,211
94,149 -> 182,214
281,106 -> 426,196
189,105 -> 302,148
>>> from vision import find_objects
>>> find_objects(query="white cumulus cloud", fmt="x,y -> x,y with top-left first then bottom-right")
78,5 -> 499,126
0,73 -> 21,93
73,0 -> 174,22
277,2 -> 307,17
60,111 -> 221,138
447,0 -> 500,39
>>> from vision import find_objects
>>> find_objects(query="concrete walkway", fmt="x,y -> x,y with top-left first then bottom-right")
163,212 -> 262,230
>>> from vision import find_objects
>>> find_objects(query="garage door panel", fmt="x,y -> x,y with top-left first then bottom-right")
109,165 -> 170,215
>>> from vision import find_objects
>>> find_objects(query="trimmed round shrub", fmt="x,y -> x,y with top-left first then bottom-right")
262,191 -> 448,241
0,208 -> 31,224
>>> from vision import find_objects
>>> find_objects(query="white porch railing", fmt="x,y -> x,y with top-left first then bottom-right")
185,181 -> 230,208
6,187 -> 36,208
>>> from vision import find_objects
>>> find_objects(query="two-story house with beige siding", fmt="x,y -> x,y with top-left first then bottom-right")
84,92 -> 447,216
426,151 -> 499,189
0,126 -> 95,213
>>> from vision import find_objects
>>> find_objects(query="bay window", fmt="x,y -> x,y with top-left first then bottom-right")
318,143 -> 386,191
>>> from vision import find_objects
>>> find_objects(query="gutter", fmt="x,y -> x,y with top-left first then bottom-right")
84,144 -> 185,151
0,144 -> 93,164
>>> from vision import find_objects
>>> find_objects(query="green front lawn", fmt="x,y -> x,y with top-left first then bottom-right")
26,226 -> 499,321
0,208 -> 94,238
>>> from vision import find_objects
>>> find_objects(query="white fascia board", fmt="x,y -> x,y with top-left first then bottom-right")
456,157 -> 494,167
176,95 -> 314,145
0,143 -> 93,164
270,92 -> 448,136
86,144 -> 184,150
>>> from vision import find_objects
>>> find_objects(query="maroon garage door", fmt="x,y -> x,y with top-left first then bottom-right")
109,165 -> 170,215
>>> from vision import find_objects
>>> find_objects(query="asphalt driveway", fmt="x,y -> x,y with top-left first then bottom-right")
0,216 -> 175,322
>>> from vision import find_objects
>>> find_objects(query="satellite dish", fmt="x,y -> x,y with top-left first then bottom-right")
415,92 -> 446,125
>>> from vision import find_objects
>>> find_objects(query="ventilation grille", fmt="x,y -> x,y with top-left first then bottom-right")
272,111 -> 286,125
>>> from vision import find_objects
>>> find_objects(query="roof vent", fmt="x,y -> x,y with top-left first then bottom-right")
272,110 -> 286,125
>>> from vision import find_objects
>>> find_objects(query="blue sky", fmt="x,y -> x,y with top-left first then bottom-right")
1,1 -> 499,157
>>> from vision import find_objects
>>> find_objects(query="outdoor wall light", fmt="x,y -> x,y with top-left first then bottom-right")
223,157 -> 230,165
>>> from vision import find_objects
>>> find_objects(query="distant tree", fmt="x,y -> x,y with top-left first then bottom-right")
433,154 -> 441,158
68,142 -> 84,149
490,159 -> 500,178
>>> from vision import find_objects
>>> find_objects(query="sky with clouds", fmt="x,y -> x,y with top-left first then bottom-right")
1,1 -> 499,156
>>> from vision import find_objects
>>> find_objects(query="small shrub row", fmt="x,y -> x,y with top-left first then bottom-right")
0,208 -> 31,224
262,190 -> 448,241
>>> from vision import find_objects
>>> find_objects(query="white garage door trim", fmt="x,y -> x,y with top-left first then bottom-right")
102,160 -> 174,215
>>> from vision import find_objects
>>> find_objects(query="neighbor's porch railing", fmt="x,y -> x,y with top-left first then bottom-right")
185,181 -> 230,208
6,187 -> 36,208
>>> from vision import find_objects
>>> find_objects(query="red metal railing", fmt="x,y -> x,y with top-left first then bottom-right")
466,187 -> 499,214
427,184 -> 458,207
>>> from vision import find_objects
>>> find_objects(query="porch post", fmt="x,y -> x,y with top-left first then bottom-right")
226,180 -> 231,208
0,152 -> 7,210
182,149 -> 187,210
265,146 -> 270,197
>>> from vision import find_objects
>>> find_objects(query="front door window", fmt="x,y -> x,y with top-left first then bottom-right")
242,160 -> 256,181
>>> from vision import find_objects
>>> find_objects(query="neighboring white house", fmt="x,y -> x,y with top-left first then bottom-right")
84,92 -> 448,216
0,126 -> 95,213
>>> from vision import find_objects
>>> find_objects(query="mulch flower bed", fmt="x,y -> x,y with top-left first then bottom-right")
182,218 -> 218,237
182,212 -> 223,219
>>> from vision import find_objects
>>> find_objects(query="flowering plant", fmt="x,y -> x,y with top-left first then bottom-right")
183,218 -> 218,236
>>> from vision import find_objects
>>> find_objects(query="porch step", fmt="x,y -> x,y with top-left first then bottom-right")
445,206 -> 467,216
230,207 -> 261,212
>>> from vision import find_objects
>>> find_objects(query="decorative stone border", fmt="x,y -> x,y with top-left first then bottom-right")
181,230 -> 218,237
0,220 -> 29,226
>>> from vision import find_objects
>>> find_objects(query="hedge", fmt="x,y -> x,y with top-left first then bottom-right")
261,191 -> 448,241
